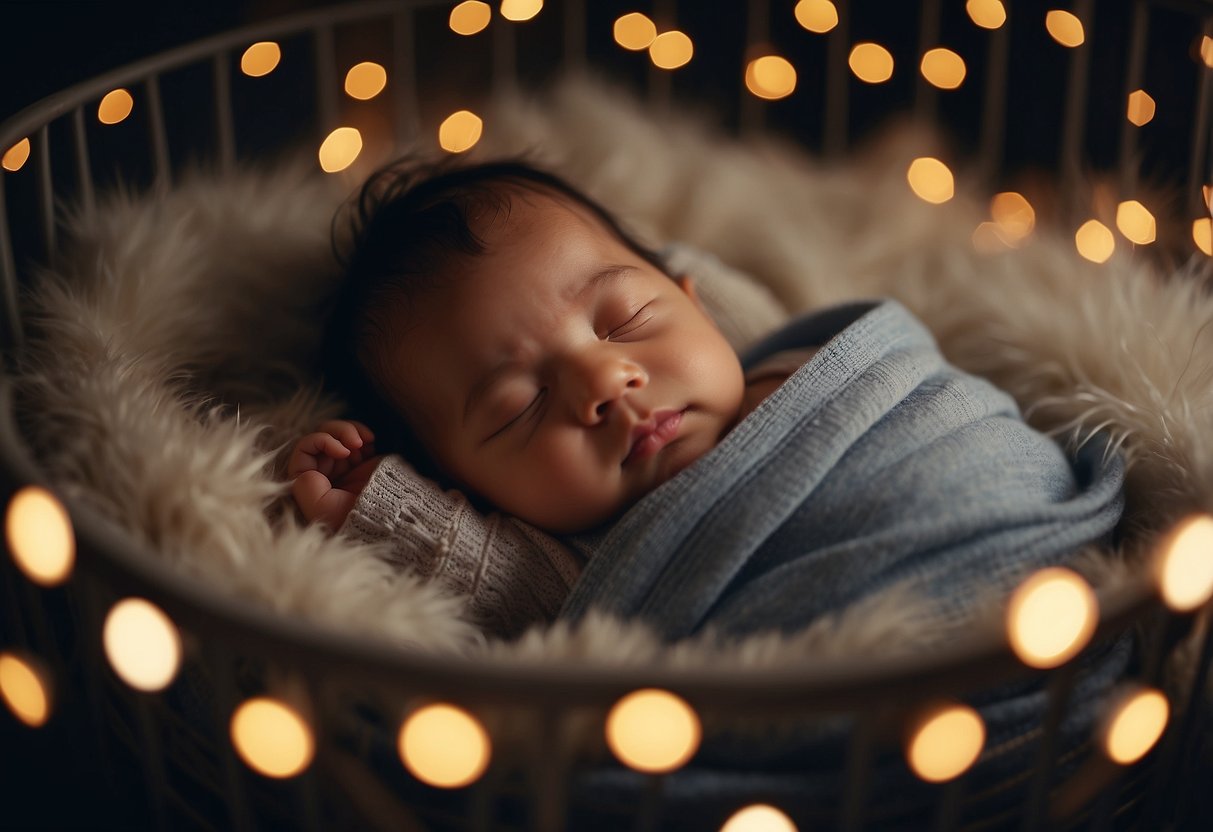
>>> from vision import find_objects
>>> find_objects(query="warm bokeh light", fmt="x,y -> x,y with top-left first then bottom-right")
745,56 -> 797,100
0,652 -> 50,728
1116,200 -> 1156,245
794,0 -> 838,34
240,42 -> 281,77
605,688 -> 701,773
438,110 -> 483,153
1126,90 -> 1156,127
906,702 -> 985,782
1046,10 -> 1085,48
500,0 -> 542,22
907,157 -> 954,204
231,697 -> 314,778
973,221 -> 1012,253
344,62 -> 387,100
614,12 -> 656,51
6,485 -> 75,587
398,703 -> 491,788
1194,218 -> 1212,256
1006,567 -> 1098,668
450,0 -> 491,35
102,598 -> 182,692
1204,185 -> 1212,214
2,137 -> 30,172
991,191 -> 1035,242
1102,687 -> 1169,765
318,126 -> 363,173
1155,514 -> 1213,612
966,0 -> 1007,30
1075,219 -> 1115,263
720,803 -> 798,832
650,30 -> 694,70
97,89 -> 134,125
920,48 -> 966,90
1202,36 -> 1213,69
849,43 -> 894,84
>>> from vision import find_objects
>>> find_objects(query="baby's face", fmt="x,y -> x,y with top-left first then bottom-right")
387,190 -> 745,533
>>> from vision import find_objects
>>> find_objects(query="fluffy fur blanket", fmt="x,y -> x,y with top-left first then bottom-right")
12,76 -> 1213,670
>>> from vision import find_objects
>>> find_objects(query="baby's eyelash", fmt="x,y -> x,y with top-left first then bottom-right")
606,303 -> 653,340
489,389 -> 546,440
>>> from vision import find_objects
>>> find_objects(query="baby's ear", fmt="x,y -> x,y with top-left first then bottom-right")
676,275 -> 706,312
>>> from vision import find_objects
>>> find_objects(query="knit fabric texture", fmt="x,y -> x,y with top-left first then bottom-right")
340,455 -> 582,638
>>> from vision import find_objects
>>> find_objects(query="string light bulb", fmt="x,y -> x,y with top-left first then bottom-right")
0,652 -> 51,728
614,12 -> 657,51
1006,567 -> 1098,668
1116,200 -> 1156,245
438,110 -> 483,153
344,62 -> 387,100
449,0 -> 491,35
240,42 -> 281,77
991,191 -> 1035,243
500,0 -> 541,22
102,598 -> 182,692
5,485 -> 75,587
1155,514 -> 1213,612
1046,10 -> 1085,48
905,701 -> 985,782
720,803 -> 798,832
97,89 -> 134,125
1101,686 -> 1169,765
849,43 -> 894,84
1075,219 -> 1115,263
794,0 -> 838,34
1201,36 -> 1213,69
2,137 -> 30,172
318,127 -> 363,172
398,703 -> 491,788
907,157 -> 954,204
966,0 -> 1007,30
231,697 -> 314,778
920,48 -> 966,90
745,55 -> 797,100
1126,90 -> 1156,127
650,30 -> 694,70
1194,218 -> 1212,256
606,688 -> 701,773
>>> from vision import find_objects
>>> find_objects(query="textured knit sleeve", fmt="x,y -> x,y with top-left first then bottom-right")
340,454 -> 582,638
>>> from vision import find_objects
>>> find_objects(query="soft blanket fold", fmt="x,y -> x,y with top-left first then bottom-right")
560,299 -> 1126,639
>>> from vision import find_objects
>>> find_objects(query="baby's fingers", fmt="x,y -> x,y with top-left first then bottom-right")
287,432 -> 351,478
291,470 -> 334,522
317,420 -> 374,452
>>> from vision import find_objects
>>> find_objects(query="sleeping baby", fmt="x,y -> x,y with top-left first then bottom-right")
290,158 -> 1124,640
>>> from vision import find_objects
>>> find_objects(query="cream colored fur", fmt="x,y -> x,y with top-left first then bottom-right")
13,76 -> 1213,670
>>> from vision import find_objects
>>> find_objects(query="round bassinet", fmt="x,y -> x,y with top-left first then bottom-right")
2,1 -> 1213,830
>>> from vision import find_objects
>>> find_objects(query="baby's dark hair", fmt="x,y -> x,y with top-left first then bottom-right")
322,156 -> 670,476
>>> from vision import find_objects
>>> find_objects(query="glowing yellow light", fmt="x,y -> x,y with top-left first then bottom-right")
1126,90 -> 1156,127
5,485 -> 74,587
991,191 -> 1035,242
720,803 -> 798,832
745,56 -> 798,101
500,0 -> 541,22
438,110 -> 483,154
1194,218 -> 1212,256
973,222 -> 1012,253
1046,10 -> 1085,48
1204,185 -> 1212,214
318,127 -> 363,173
1103,687 -> 1169,765
605,688 -> 701,774
2,138 -> 30,172
97,89 -> 133,125
102,598 -> 182,692
966,0 -> 1007,30
921,48 -> 966,90
906,702 -> 985,782
231,697 -> 314,778
1155,514 -> 1213,612
794,0 -> 838,34
1075,219 -> 1115,263
0,652 -> 50,728
1202,36 -> 1213,69
906,157 -> 954,204
240,42 -> 281,77
1116,200 -> 1156,245
650,31 -> 694,70
344,62 -> 386,101
849,43 -> 894,84
398,703 -> 490,788
1006,567 -> 1098,668
614,12 -> 656,51
450,0 -> 491,35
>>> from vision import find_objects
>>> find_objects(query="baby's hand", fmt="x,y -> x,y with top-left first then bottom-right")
288,420 -> 381,530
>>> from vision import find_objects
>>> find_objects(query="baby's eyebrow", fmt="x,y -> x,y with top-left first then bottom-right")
568,264 -> 636,303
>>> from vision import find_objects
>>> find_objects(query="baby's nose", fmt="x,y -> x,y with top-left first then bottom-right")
576,355 -> 647,424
